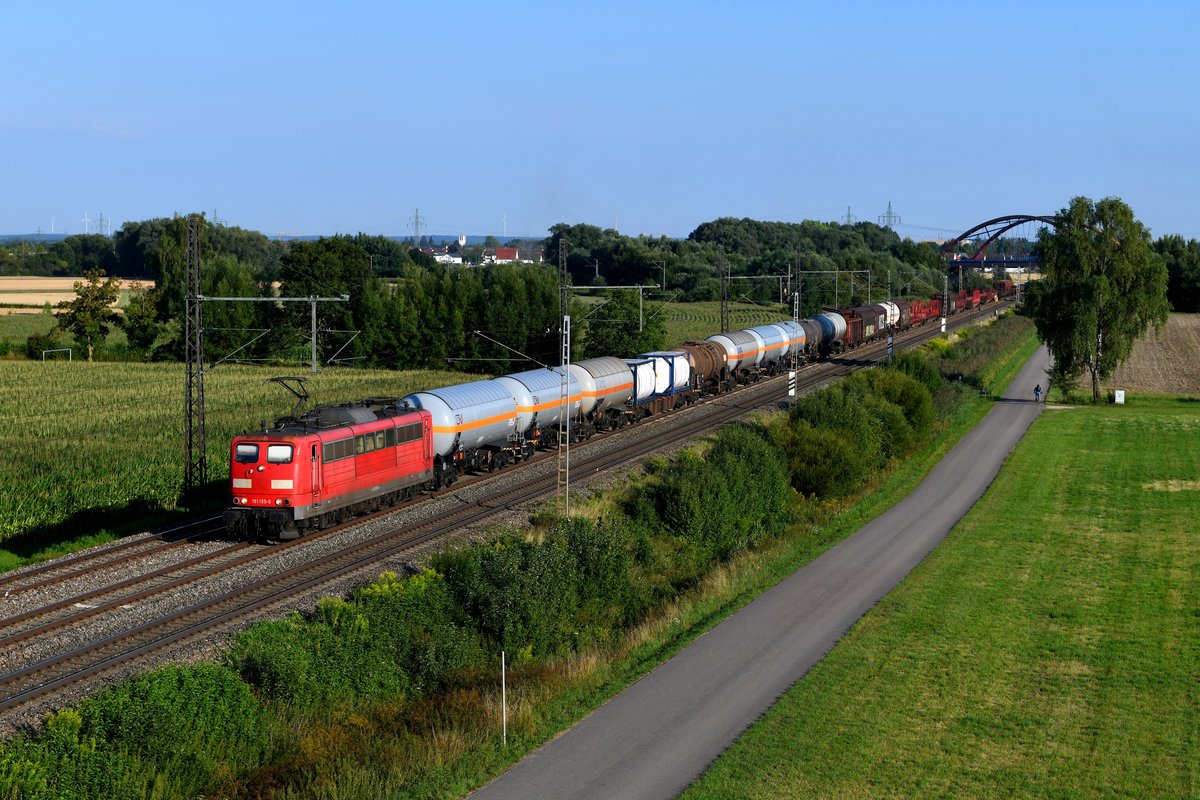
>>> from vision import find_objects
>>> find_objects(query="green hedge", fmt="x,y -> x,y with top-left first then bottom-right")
778,365 -> 937,497
0,663 -> 269,800
227,568 -> 478,706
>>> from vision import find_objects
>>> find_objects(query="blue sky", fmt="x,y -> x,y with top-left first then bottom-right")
4,1 -> 1198,241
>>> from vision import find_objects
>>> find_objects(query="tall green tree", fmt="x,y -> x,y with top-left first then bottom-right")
120,282 -> 163,350
1154,234 -> 1200,313
56,269 -> 121,361
61,234 -> 119,274
278,236 -> 390,365
577,288 -> 667,358
202,254 -> 265,359
1028,196 -> 1168,401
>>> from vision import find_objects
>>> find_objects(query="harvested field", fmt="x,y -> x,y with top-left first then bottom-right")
0,277 -> 84,292
1097,313 -> 1200,395
0,277 -> 151,310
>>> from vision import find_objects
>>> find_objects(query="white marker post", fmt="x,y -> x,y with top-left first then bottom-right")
788,371 -> 796,399
501,650 -> 507,746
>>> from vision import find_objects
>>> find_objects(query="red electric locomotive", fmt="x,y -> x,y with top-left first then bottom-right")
224,400 -> 434,541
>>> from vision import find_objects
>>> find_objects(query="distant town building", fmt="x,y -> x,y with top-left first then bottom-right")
485,247 -> 543,264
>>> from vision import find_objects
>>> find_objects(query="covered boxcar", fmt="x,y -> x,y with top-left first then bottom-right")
854,305 -> 887,339
840,310 -> 864,349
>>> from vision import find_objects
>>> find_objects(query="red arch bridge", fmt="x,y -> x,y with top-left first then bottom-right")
940,214 -> 1057,269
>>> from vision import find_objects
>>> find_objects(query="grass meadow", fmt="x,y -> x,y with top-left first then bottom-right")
681,395 -> 1200,799
0,311 -> 95,349
0,361 -> 477,549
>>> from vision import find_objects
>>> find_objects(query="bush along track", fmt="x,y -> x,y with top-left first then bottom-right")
0,314 -> 1033,800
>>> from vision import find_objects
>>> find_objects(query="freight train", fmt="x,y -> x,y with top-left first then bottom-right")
224,282 -> 1014,540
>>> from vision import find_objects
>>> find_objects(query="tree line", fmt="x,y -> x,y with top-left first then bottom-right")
49,223 -> 569,371
28,208 -> 1200,371
8,215 -> 1200,319
548,218 -> 958,317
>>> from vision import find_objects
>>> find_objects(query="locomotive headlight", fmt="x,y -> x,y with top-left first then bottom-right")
232,497 -> 240,505
275,498 -> 283,506
240,497 -> 248,504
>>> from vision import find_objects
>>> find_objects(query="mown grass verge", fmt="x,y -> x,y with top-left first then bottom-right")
681,396 -> 1200,799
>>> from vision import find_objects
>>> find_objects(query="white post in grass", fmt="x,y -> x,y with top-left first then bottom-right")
501,650 -> 507,746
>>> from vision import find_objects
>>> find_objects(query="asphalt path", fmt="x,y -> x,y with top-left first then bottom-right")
470,346 -> 1053,800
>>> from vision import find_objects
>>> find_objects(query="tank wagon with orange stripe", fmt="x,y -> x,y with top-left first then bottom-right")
703,319 -> 810,382
492,367 -> 583,448
399,379 -> 525,483
566,356 -> 637,432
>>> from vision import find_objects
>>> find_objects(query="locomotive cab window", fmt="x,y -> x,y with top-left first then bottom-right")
235,444 -> 259,463
266,444 -> 294,464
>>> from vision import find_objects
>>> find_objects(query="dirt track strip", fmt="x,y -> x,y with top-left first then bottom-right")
0,304 -> 1006,716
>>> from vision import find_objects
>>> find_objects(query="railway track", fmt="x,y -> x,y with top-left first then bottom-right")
0,516 -> 224,597
0,304 -> 1007,722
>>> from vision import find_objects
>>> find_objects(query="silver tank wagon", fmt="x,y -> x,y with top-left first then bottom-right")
567,357 -> 635,415
706,330 -> 759,371
492,367 -> 582,437
401,380 -> 517,459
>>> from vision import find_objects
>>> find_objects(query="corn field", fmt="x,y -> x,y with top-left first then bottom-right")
0,361 -> 477,541
662,301 -> 793,344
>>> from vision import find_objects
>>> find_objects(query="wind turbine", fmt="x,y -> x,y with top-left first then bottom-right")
81,211 -> 92,234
